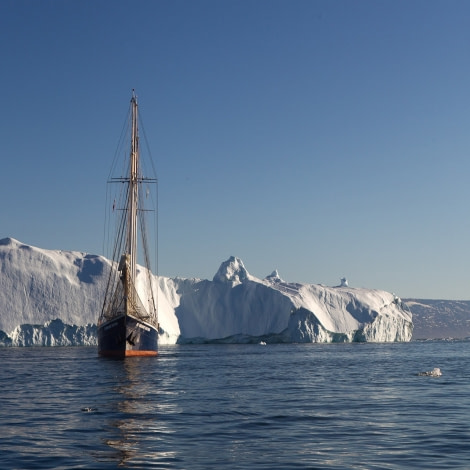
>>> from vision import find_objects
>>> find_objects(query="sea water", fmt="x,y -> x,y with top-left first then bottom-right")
1,341 -> 469,469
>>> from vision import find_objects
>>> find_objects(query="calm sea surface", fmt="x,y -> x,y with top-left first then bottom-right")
1,341 -> 470,469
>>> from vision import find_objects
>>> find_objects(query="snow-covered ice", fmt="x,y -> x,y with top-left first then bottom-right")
0,238 -> 413,346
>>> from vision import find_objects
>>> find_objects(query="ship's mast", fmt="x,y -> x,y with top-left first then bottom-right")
128,91 -> 139,284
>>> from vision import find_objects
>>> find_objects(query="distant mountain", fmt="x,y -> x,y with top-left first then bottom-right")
0,238 -> 413,346
405,299 -> 470,339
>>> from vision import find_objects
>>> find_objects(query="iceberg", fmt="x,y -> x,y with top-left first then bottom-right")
0,238 -> 413,346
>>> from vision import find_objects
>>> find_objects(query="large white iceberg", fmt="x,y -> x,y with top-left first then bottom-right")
0,238 -> 413,346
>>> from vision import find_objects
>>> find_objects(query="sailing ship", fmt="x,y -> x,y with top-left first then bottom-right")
98,91 -> 159,357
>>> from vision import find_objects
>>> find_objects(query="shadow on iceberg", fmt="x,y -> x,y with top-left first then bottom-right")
2,319 -> 97,347
177,306 -> 413,345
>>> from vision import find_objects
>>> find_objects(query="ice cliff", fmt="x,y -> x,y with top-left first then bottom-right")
0,238 -> 413,346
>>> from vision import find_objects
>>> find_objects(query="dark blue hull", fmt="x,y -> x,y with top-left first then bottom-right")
98,314 -> 158,357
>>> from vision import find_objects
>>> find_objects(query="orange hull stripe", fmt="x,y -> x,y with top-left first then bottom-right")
125,350 -> 158,357
99,350 -> 158,358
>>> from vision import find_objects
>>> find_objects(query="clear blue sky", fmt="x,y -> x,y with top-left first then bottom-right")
1,0 -> 470,299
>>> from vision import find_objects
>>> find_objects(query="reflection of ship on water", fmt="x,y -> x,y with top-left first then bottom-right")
98,357 -> 178,467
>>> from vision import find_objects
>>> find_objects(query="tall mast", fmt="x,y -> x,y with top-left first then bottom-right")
128,90 -> 139,284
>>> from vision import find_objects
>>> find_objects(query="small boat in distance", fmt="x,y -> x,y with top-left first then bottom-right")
98,91 -> 159,357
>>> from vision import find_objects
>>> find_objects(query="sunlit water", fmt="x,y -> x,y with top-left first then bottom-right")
1,341 -> 470,469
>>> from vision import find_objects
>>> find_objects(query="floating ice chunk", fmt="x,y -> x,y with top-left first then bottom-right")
259,341 -> 266,345
418,367 -> 442,377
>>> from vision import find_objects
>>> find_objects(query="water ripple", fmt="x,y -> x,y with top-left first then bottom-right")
1,342 -> 470,468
